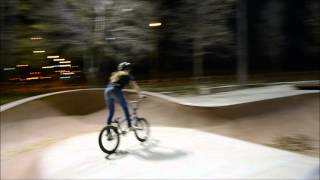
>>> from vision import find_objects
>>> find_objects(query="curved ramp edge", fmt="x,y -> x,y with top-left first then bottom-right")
1,86 -> 319,112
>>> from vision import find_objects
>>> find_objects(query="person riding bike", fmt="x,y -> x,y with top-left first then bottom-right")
105,61 -> 142,131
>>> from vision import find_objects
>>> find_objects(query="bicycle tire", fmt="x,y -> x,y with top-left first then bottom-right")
98,126 -> 120,154
134,118 -> 150,142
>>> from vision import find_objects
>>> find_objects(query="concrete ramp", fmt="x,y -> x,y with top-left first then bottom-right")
39,127 -> 319,179
1,88 -> 319,179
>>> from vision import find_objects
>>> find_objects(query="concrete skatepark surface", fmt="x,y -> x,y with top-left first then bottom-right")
39,127 -> 318,179
1,87 -> 319,179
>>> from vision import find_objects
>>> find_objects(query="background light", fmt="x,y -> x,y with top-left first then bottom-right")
47,56 -> 59,59
33,50 -> 46,53
59,61 -> 71,64
149,22 -> 162,27
30,37 -> 43,40
53,58 -> 65,61
16,64 -> 29,67
58,64 -> 71,67
26,77 -> 39,80
3,67 -> 16,71
42,66 -> 54,69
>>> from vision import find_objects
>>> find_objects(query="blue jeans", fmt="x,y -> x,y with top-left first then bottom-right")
104,85 -> 132,127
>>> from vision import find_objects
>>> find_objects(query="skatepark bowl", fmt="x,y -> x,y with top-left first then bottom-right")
1,88 -> 319,179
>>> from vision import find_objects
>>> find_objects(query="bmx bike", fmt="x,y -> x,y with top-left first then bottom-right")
98,98 -> 150,154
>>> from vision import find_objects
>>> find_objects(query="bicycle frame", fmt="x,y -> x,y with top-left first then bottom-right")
111,98 -> 144,131
128,100 -> 140,118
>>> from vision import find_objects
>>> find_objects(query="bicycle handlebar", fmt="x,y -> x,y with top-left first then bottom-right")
128,96 -> 147,111
128,96 -> 147,104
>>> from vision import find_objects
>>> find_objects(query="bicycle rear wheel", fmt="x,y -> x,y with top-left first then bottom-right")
98,126 -> 120,154
134,118 -> 150,142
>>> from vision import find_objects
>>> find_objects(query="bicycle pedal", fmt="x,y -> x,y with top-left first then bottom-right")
106,134 -> 114,141
121,130 -> 128,135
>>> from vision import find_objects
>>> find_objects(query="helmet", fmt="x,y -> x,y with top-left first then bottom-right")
118,61 -> 131,71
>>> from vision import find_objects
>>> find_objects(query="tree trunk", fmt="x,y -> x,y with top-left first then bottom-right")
237,0 -> 248,85
193,36 -> 203,77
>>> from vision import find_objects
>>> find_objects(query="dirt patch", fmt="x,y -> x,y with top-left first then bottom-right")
268,135 -> 318,155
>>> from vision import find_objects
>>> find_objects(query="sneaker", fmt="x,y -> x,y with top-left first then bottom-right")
105,125 -> 114,140
106,133 -> 114,141
106,124 -> 113,128
120,129 -> 128,135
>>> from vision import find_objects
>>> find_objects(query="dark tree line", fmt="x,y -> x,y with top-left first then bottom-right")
248,0 -> 320,74
1,0 -> 319,81
156,0 -> 319,76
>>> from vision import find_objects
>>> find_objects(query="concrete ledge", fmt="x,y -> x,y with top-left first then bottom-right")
199,80 -> 320,95
1,82 -> 319,111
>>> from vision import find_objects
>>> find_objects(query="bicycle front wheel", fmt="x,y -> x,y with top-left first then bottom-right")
98,126 -> 120,154
134,118 -> 150,142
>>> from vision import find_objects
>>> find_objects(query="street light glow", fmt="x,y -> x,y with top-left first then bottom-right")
39,77 -> 52,79
62,72 -> 75,75
52,65 -> 71,68
53,58 -> 65,61
30,72 -> 41,75
59,61 -> 71,64
149,22 -> 162,27
33,50 -> 46,53
122,8 -> 133,12
3,67 -> 16,71
26,77 -> 39,80
47,55 -> 60,59
55,70 -> 68,73
42,66 -> 54,69
58,64 -> 71,67
30,37 -> 42,40
16,64 -> 29,67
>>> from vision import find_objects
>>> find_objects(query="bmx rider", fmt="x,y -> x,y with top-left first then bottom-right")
104,61 -> 143,131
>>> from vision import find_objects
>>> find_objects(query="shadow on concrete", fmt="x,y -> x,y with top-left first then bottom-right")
106,139 -> 188,161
